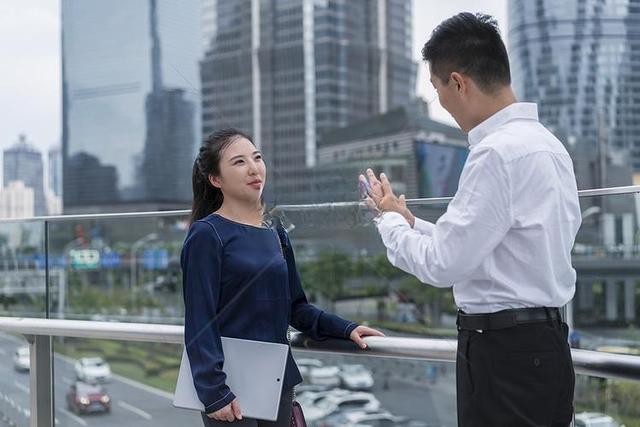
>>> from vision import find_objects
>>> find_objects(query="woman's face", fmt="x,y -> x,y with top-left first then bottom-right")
208,137 -> 266,203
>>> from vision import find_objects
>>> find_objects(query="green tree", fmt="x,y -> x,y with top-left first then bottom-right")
300,252 -> 352,300
398,276 -> 452,327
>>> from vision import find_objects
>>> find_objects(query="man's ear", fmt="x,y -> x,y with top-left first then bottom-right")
450,72 -> 465,93
208,174 -> 221,189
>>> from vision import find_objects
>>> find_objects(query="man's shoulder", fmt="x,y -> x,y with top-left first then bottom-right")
478,121 -> 569,163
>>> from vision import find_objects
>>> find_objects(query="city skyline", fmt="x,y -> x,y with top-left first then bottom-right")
201,0 -> 419,203
60,0 -> 201,212
1,0 -> 507,157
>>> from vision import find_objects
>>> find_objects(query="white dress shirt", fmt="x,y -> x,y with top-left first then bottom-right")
375,103 -> 582,314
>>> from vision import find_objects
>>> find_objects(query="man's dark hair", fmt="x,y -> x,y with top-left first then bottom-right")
421,12 -> 511,93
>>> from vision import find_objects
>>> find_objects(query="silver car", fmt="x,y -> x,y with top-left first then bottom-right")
13,346 -> 30,372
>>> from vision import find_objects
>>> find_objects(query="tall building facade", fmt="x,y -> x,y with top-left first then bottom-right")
0,181 -> 35,219
314,99 -> 468,202
509,0 -> 640,175
201,0 -> 417,203
61,0 -> 201,213
48,146 -> 62,197
3,135 -> 46,216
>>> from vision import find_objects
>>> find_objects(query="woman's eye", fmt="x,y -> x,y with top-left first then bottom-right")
234,160 -> 244,165
255,155 -> 263,161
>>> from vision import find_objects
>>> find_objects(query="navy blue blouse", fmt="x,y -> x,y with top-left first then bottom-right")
181,214 -> 358,414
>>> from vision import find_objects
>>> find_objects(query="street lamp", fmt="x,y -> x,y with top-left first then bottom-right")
129,233 -> 159,292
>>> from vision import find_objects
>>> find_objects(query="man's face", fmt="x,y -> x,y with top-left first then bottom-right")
429,64 -> 465,130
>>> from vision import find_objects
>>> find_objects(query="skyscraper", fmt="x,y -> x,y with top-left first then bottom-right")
509,0 -> 638,251
48,146 -> 62,197
3,135 -> 46,216
0,181 -> 35,219
509,0 -> 640,174
61,0 -> 201,213
200,0 -> 417,203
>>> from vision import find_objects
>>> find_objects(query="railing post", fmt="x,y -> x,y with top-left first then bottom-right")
26,335 -> 53,427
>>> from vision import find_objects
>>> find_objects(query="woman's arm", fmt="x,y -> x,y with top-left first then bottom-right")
181,221 -> 235,414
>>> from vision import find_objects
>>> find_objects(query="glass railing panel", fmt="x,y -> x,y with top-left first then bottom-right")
46,214 -> 190,323
0,333 -> 31,427
0,220 -> 46,318
52,337 -> 199,426
292,350 -> 456,427
276,201 -> 458,339
572,193 -> 640,355
575,373 -> 640,427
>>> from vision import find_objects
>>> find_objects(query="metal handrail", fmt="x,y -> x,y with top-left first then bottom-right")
0,185 -> 638,223
1,317 -> 639,382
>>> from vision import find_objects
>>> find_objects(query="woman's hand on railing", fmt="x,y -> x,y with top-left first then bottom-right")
349,325 -> 385,349
207,399 -> 242,422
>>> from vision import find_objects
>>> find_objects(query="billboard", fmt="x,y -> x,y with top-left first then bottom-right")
414,140 -> 468,198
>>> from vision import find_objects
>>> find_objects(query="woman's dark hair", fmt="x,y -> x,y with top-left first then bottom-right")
421,12 -> 511,94
190,128 -> 253,225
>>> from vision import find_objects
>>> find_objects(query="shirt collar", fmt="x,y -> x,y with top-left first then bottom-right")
467,102 -> 539,146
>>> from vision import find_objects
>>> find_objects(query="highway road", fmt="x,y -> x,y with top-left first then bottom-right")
0,334 -> 457,426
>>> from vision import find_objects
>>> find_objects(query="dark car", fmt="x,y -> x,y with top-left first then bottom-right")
66,381 -> 111,415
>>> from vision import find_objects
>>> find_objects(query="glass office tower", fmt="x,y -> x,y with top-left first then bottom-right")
200,0 -> 417,203
61,0 -> 201,213
509,0 -> 640,174
3,135 -> 46,216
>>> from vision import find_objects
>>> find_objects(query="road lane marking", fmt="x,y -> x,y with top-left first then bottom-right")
111,373 -> 174,400
60,408 -> 88,426
118,401 -> 152,420
55,353 -> 173,400
0,332 -> 24,345
13,380 -> 29,394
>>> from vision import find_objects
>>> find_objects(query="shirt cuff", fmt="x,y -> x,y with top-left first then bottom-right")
413,217 -> 435,235
204,390 -> 236,414
374,211 -> 408,227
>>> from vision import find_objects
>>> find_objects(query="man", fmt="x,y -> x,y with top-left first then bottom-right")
361,12 -> 581,427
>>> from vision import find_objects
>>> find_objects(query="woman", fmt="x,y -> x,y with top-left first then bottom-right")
181,128 -> 384,426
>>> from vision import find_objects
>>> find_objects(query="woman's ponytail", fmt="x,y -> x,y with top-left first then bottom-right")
189,128 -> 253,225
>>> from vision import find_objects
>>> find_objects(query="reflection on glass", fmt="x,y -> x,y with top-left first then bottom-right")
293,351 -> 456,427
571,194 -> 640,357
52,338 -> 200,425
47,215 -> 190,323
0,221 -> 46,318
575,374 -> 640,427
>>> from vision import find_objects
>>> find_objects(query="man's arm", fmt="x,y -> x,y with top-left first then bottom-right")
374,147 -> 512,287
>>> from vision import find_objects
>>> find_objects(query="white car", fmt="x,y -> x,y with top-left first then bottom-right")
75,357 -> 112,383
296,358 -> 324,379
304,392 -> 381,423
574,412 -> 624,427
298,388 -> 350,412
13,346 -> 30,372
339,364 -> 374,390
308,365 -> 341,388
322,410 -> 430,427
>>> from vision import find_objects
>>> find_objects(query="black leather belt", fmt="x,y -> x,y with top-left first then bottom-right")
456,307 -> 562,331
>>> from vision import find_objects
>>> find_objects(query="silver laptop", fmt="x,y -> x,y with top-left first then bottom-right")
173,337 -> 289,421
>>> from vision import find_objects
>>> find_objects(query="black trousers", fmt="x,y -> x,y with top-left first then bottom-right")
456,319 -> 575,427
201,389 -> 293,427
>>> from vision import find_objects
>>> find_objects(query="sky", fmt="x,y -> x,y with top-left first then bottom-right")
0,0 -> 507,156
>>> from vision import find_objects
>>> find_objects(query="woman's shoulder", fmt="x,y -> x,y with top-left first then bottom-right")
186,216 -> 225,247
